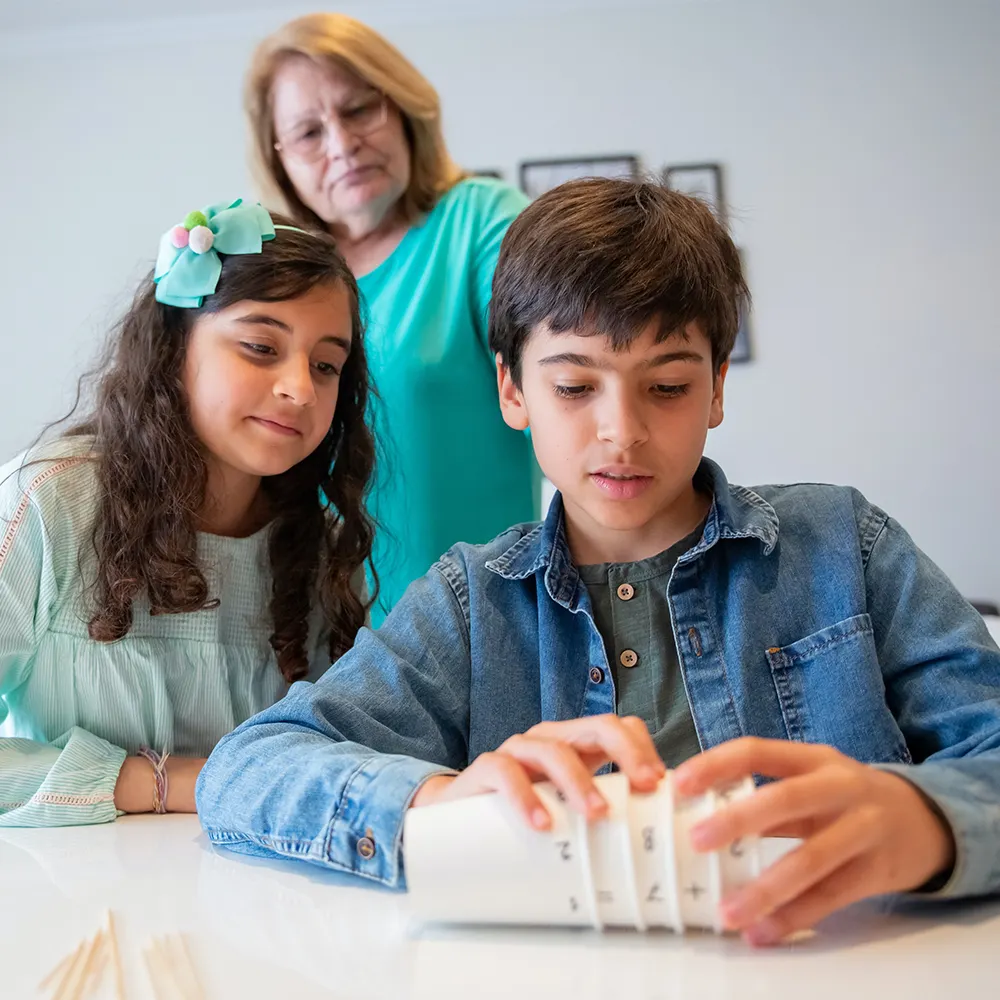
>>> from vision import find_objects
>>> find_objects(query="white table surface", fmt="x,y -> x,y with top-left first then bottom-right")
1,815 -> 998,999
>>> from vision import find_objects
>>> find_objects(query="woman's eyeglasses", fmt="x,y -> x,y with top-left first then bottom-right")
274,93 -> 389,163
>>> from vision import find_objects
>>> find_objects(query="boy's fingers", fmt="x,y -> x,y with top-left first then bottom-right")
674,737 -> 838,796
477,752 -> 553,829
741,855 -> 870,947
496,735 -> 608,820
718,812 -> 872,931
690,769 -> 856,850
618,715 -> 667,778
529,715 -> 665,789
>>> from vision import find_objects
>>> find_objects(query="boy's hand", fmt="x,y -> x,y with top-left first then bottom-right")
411,714 -> 665,827
673,737 -> 955,946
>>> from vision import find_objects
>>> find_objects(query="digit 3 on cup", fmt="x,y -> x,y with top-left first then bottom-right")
628,772 -> 683,933
628,772 -> 761,934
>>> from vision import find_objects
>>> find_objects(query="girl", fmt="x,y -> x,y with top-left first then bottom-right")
0,198 -> 375,826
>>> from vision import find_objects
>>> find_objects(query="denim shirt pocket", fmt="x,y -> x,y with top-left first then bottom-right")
765,614 -> 912,764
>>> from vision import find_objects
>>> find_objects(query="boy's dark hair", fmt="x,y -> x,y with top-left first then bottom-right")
61,216 -> 377,683
489,177 -> 750,384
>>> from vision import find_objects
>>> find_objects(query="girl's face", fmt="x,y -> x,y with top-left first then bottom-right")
182,282 -> 353,486
270,56 -> 411,238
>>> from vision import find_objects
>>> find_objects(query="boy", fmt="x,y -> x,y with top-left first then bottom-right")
196,179 -> 1000,946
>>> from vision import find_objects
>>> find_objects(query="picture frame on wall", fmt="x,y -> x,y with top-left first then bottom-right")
731,308 -> 752,363
730,248 -> 752,363
663,162 -> 726,223
518,154 -> 639,199
472,169 -> 504,179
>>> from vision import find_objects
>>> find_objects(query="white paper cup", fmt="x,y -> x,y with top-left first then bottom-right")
759,836 -> 802,869
585,773 -> 643,929
405,772 -> 769,935
673,787 -> 722,931
629,773 -> 682,933
714,778 -> 762,920
404,782 -> 594,927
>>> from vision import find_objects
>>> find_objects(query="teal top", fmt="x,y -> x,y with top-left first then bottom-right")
578,521 -> 706,768
358,177 -> 537,624
0,437 -> 332,827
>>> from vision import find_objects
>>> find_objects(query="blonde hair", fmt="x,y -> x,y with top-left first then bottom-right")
246,13 -> 466,228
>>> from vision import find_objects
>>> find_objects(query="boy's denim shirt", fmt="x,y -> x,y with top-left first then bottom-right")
197,460 -> 1000,899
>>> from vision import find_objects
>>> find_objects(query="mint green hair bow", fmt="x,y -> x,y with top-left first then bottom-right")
154,199 -> 276,308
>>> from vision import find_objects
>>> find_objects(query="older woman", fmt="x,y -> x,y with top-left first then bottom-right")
246,13 -> 536,624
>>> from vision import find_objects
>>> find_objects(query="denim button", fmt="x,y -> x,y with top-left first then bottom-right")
357,835 -> 376,860
616,583 -> 635,601
620,649 -> 639,668
589,666 -> 604,683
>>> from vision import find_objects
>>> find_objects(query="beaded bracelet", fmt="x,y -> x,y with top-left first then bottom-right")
137,746 -> 170,814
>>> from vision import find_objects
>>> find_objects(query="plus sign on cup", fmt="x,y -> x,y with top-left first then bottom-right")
404,770 -> 794,932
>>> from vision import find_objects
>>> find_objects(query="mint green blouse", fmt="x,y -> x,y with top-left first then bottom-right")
0,437 -> 332,827
358,178 -> 537,624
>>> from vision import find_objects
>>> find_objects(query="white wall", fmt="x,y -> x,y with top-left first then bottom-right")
1,0 -> 998,599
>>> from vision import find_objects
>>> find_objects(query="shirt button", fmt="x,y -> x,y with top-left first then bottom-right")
620,649 -> 639,669
616,583 -> 635,601
357,833 -> 376,860
589,666 -> 605,683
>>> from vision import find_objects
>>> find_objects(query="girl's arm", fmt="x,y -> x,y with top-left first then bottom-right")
114,756 -> 206,813
0,477 -> 129,827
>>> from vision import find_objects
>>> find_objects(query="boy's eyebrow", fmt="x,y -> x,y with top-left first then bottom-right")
537,349 -> 705,369
234,314 -> 351,351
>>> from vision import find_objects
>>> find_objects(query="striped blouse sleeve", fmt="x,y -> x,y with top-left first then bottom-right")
0,472 -> 126,827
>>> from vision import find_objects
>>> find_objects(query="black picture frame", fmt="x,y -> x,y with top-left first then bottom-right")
663,162 -> 726,223
518,154 -> 640,199
730,248 -> 752,363
730,309 -> 752,363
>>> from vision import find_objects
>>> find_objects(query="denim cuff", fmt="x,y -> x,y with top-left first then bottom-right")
324,754 -> 457,889
877,761 -> 1000,899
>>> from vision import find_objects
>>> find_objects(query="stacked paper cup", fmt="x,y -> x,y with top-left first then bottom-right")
404,771 -> 763,932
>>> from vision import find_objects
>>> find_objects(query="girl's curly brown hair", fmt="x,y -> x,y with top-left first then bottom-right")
65,216 -> 377,683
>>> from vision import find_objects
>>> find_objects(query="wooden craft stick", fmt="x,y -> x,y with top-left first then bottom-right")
144,941 -> 182,1000
67,929 -> 104,1000
50,939 -> 88,1000
180,937 -> 205,1000
154,937 -> 183,1000
142,946 -> 167,1000
77,948 -> 108,1000
73,929 -> 106,1000
54,930 -> 102,1000
146,938 -> 185,1000
38,944 -> 79,992
104,909 -> 126,1000
157,934 -> 205,1000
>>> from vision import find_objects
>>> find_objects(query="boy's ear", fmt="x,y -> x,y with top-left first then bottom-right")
496,353 -> 530,431
708,360 -> 728,430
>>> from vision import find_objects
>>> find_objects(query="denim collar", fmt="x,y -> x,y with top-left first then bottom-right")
485,458 -> 779,610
